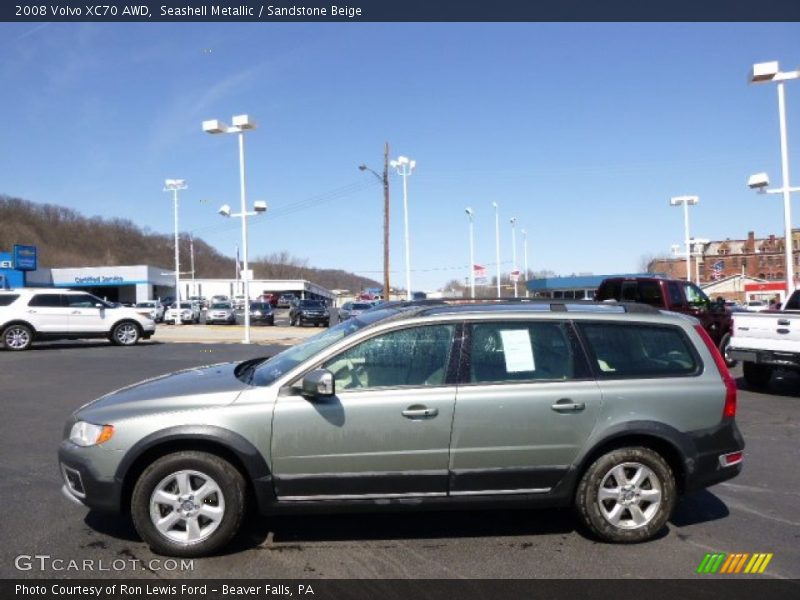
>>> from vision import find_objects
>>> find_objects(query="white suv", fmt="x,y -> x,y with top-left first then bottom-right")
0,288 -> 156,351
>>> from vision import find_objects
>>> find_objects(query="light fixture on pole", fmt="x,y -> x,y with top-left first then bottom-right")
203,114 -> 259,343
669,195 -> 699,282
521,228 -> 529,298
390,155 -> 415,300
163,179 -> 187,326
749,60 -> 800,294
510,216 -> 518,298
465,208 -> 475,299
359,143 -> 391,300
492,201 -> 501,298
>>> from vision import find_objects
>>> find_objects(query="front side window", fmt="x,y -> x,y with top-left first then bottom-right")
577,322 -> 698,378
323,324 -> 455,391
65,294 -> 101,308
468,321 -> 586,384
682,283 -> 709,308
666,281 -> 684,307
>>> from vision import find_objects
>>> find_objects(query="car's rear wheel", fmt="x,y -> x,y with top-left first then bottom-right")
742,361 -> 772,389
575,446 -> 675,543
2,323 -> 33,351
131,451 -> 246,557
110,321 -> 141,346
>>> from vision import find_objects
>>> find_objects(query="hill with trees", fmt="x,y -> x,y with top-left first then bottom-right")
0,195 -> 380,292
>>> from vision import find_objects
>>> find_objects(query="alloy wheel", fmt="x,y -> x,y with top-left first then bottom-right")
149,470 -> 225,545
597,462 -> 662,530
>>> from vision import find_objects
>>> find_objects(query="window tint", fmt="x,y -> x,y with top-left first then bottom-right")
666,281 -> 684,306
637,281 -> 663,305
28,294 -> 63,307
596,280 -> 621,301
785,291 -> 800,311
323,325 -> 455,390
578,322 -> 698,378
468,321 -> 585,383
0,294 -> 20,306
65,294 -> 100,308
621,282 -> 637,302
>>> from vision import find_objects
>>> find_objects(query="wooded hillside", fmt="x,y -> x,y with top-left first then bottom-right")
0,195 -> 380,292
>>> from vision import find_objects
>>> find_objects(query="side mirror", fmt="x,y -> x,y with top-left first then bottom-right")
301,369 -> 335,398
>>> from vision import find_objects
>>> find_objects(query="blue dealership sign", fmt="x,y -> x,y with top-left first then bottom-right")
13,245 -> 37,271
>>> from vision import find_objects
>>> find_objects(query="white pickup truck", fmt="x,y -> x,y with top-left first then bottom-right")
728,290 -> 800,388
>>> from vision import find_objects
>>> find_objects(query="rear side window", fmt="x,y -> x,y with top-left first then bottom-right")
467,321 -> 589,384
785,291 -> 800,310
596,280 -> 620,301
577,322 -> 698,378
0,295 -> 19,306
28,294 -> 63,307
666,281 -> 684,306
637,281 -> 663,306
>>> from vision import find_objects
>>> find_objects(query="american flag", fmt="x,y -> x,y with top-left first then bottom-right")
711,260 -> 724,280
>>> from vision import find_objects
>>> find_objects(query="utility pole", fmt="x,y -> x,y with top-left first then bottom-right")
359,142 -> 391,300
382,142 -> 390,300
189,235 -> 196,295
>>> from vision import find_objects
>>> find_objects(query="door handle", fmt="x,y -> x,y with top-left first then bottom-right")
71,310 -> 81,314
402,406 -> 439,418
551,399 -> 585,412
27,309 -> 37,314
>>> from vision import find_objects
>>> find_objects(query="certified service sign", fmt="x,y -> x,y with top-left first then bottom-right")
13,245 -> 38,271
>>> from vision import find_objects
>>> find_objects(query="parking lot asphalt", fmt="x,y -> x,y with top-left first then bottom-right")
0,342 -> 798,579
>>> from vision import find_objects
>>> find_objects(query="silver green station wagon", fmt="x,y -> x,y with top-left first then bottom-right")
59,301 -> 743,557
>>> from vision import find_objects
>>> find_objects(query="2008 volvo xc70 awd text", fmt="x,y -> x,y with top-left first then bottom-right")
59,300 -> 743,557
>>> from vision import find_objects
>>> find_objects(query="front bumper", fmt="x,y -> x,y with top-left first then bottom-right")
58,442 -> 122,513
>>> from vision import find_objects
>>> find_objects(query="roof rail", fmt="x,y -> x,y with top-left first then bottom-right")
376,298 -> 659,314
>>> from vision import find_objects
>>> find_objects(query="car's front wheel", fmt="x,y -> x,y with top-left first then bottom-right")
110,321 -> 141,346
2,323 -> 33,351
131,451 -> 246,557
575,446 -> 675,543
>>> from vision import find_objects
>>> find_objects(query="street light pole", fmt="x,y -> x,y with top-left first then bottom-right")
510,216 -> 518,298
521,228 -> 529,298
750,61 -> 800,294
164,179 -> 187,326
203,114 -> 259,343
390,155 -> 415,300
465,208 -> 475,298
358,141 -> 391,299
493,201 -> 501,298
669,195 -> 699,282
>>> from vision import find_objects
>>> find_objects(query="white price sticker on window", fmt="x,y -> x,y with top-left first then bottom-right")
499,329 -> 535,372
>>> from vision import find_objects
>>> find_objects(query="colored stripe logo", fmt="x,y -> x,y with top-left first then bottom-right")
697,552 -> 773,574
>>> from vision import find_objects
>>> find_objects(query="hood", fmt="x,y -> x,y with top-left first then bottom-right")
74,362 -> 250,422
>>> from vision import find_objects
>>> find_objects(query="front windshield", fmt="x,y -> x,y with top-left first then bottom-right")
250,307 -> 399,386
136,302 -> 154,308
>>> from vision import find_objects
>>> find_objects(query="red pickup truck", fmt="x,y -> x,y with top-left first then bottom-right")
595,276 -> 735,366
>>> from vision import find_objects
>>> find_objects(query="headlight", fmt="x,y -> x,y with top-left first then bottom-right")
69,422 -> 114,447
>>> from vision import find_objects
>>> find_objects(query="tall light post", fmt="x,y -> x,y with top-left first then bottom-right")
669,195 -> 699,281
749,61 -> 800,294
492,201 -> 501,297
510,216 -> 518,298
164,179 -> 187,326
203,114 -> 258,343
521,228 -> 529,298
465,208 -> 475,299
359,142 -> 391,299
390,155 -> 415,300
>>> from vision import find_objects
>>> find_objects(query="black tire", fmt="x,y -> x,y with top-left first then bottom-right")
131,451 -> 246,558
743,361 -> 772,389
110,321 -> 141,346
2,323 -> 33,351
719,332 -> 736,368
575,446 -> 676,543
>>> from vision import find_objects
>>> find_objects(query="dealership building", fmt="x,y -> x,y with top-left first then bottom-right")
1,247 -> 334,304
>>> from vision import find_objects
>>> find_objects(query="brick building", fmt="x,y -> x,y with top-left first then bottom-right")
649,229 -> 800,285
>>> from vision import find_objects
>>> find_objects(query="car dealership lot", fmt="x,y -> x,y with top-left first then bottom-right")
0,343 -> 798,579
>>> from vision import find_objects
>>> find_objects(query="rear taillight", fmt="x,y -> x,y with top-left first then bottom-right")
694,325 -> 737,418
